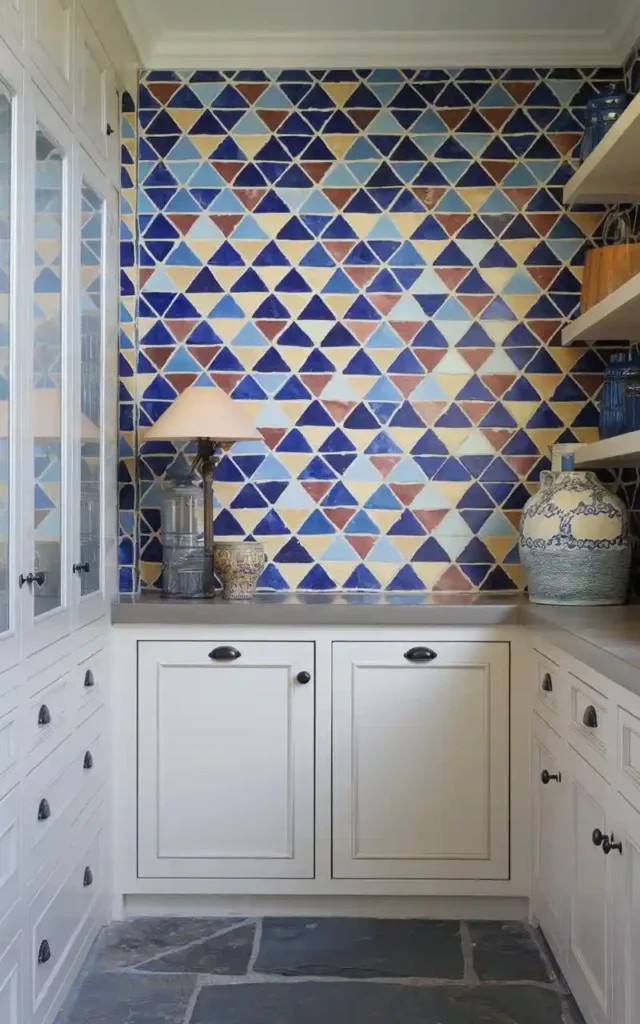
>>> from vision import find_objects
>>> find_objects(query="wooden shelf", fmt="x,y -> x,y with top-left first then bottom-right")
561,272 -> 640,345
574,432 -> 640,468
564,90 -> 640,205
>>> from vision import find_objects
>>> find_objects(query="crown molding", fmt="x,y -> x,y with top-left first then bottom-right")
610,0 -> 640,64
144,27 -> 620,70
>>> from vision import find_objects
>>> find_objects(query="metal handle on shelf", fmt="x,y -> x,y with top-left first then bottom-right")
541,673 -> 553,693
84,669 -> 95,688
83,750 -> 93,770
83,866 -> 94,887
38,940 -> 51,964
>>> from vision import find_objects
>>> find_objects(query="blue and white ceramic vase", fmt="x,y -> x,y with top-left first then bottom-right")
519,469 -> 631,605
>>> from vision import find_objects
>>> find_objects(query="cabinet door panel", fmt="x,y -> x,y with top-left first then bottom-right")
531,714 -> 565,959
0,915 -> 21,1024
332,641 -> 509,879
138,641 -> 315,878
75,12 -> 116,165
32,0 -> 73,111
610,792 -> 640,1024
565,747 -> 612,1024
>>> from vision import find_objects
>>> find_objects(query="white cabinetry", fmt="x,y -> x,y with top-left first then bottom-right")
531,714 -> 564,959
138,641 -> 315,879
332,640 -> 509,880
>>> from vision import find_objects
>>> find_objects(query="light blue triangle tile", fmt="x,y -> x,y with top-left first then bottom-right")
547,239 -> 583,261
322,165 -> 360,187
478,83 -> 515,107
233,111 -> 269,134
460,134 -> 493,157
299,191 -> 336,215
189,164 -> 227,188
433,509 -> 473,538
170,161 -> 202,185
256,85 -> 293,108
163,348 -> 202,372
322,374 -> 360,401
480,192 -> 517,214
141,268 -> 178,292
166,242 -> 201,265
276,480 -> 314,508
209,190 -> 246,213
233,323 -> 268,346
348,162 -> 381,185
253,454 -> 291,481
502,165 -> 538,187
411,376 -> 447,400
440,161 -> 471,185
479,509 -> 517,538
188,217 -> 224,240
366,323 -> 404,348
367,216 -> 403,241
435,532 -> 470,559
504,268 -> 541,295
435,297 -> 472,321
138,193 -> 158,214
365,377 -> 403,402
412,111 -> 448,133
368,69 -> 404,83
435,191 -> 471,213
120,220 -> 133,240
256,400 -> 291,428
456,239 -> 494,265
323,535 -> 356,561
395,162 -> 424,183
345,138 -> 380,161
190,83 -> 225,105
277,188 -> 312,212
410,268 -> 447,293
392,294 -> 428,319
546,79 -> 583,105
412,484 -> 450,510
167,138 -> 202,161
369,84 -> 400,105
343,456 -> 382,482
254,372 -> 289,395
231,217 -> 269,240
412,136 -> 443,158
369,536 -> 404,563
528,161 -> 561,184
122,120 -> 135,139
367,111 -> 406,133
164,191 -> 202,213
209,295 -> 244,317
387,458 -> 424,483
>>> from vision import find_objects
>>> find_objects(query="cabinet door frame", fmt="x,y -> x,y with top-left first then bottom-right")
30,0 -> 75,116
609,790 -> 640,1024
22,85 -> 75,658
71,147 -> 111,629
332,640 -> 510,880
0,39 -> 26,677
74,10 -> 116,169
137,640 -> 316,879
530,713 -> 566,963
564,745 -> 614,1024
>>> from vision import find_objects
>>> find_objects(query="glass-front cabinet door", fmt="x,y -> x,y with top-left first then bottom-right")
0,40 -> 23,676
74,149 -> 109,627
24,88 -> 73,656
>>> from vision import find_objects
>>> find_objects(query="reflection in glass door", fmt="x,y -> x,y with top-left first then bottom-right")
79,182 -> 103,597
33,127 -> 64,618
0,84 -> 11,635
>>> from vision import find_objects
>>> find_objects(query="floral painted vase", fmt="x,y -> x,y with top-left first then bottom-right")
213,541 -> 265,600
519,469 -> 631,605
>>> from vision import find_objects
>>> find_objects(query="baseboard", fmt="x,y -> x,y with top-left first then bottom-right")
123,893 -> 529,920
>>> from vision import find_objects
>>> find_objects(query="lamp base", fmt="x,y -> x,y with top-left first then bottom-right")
162,547 -> 215,599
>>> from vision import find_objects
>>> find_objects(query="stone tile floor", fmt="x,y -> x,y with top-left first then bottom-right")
56,917 -> 585,1024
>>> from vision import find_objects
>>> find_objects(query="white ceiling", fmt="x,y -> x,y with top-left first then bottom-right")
118,0 -> 639,69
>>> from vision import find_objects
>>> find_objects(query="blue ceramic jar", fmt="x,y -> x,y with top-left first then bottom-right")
599,352 -> 632,439
580,86 -> 629,162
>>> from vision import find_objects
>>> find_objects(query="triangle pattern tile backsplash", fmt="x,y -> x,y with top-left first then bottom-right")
118,65 -> 633,595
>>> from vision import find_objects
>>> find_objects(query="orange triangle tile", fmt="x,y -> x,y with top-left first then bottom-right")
167,320 -> 197,342
528,267 -> 558,289
481,373 -> 517,398
235,189 -> 267,211
390,484 -> 423,505
459,294 -> 492,316
530,320 -> 562,344
324,507 -> 356,528
371,294 -> 400,316
503,187 -> 536,210
236,82 -> 268,104
302,481 -> 331,502
505,455 -> 539,476
435,213 -> 470,235
371,455 -> 401,478
324,241 -> 355,261
503,81 -> 535,104
349,321 -> 377,341
436,267 -> 468,289
142,347 -> 173,369
211,162 -> 241,183
460,401 -> 493,424
147,82 -> 180,104
548,132 -> 581,156
260,427 -> 287,449
212,215 -> 242,237
210,373 -> 242,392
348,109 -> 378,130
256,320 -> 287,340
484,160 -> 514,183
324,399 -> 355,422
347,535 -> 376,558
304,374 -> 333,397
344,266 -> 377,287
433,565 -> 473,591
167,214 -> 199,235
323,188 -> 356,209
188,346 -> 221,367
482,108 -> 512,130
166,373 -> 198,393
139,267 -> 154,287
481,427 -> 514,451
460,349 -> 493,371
414,509 -> 449,532
258,109 -> 288,131
527,213 -> 559,235
390,321 -> 422,342
439,109 -> 467,130
413,186 -> 447,209
301,162 -> 332,183
414,351 -> 446,371
390,374 -> 421,398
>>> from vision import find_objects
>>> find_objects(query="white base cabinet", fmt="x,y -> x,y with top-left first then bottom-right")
529,641 -> 640,1024
137,640 -> 315,880
332,641 -> 509,880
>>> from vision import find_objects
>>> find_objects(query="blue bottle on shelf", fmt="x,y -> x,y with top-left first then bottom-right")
599,352 -> 631,439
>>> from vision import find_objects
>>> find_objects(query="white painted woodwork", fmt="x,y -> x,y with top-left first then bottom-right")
609,791 -> 640,1024
32,0 -> 74,111
573,431 -> 640,470
137,641 -> 315,879
616,705 -> 640,815
564,745 -> 612,1024
561,272 -> 640,345
0,922 -> 21,1024
75,12 -> 117,166
0,0 -> 25,51
332,641 -> 509,879
531,714 -> 565,960
0,787 -> 20,924
564,90 -> 640,206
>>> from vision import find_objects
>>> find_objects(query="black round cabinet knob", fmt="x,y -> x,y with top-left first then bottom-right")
296,671 -> 311,685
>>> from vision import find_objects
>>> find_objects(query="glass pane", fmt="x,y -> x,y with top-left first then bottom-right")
0,86 -> 11,634
33,128 -> 63,617
79,182 -> 103,597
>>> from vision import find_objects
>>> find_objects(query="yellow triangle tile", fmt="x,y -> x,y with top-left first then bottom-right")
503,563 -> 526,589
169,109 -> 202,133
282,348 -> 313,373
302,320 -> 334,344
527,429 -> 563,457
571,427 -> 598,443
504,401 -> 539,426
206,318 -> 241,342
483,536 -> 517,562
232,509 -> 263,533
184,293 -> 217,317
347,482 -> 378,502
389,536 -> 424,560
253,266 -> 289,290
323,134 -> 357,160
239,347 -> 272,370
213,266 -> 244,290
276,453 -> 311,479
501,239 -> 537,263
256,214 -> 290,237
367,510 -> 400,533
346,376 -> 378,399
387,428 -> 424,451
571,213 -> 605,237
367,350 -> 401,372
323,82 -> 359,106
411,240 -> 448,262
140,562 -> 162,587
302,427 -> 333,449
527,374 -> 562,400
504,294 -> 538,317
553,401 -> 586,425
323,294 -> 354,318
302,535 -> 334,559
302,267 -> 334,292
278,403 -> 310,426
187,239 -> 223,262
438,374 -> 473,399
480,267 -> 517,292
324,563 -> 357,587
278,241 -> 313,265
370,564 -> 397,586
551,348 -> 583,371
234,293 -> 265,316
234,241 -> 267,263
329,348 -> 360,371
413,562 -> 451,586
482,322 -> 513,344
433,428 -> 468,454
234,135 -> 266,160
390,213 -> 426,238
344,214 -> 379,238
257,537 -> 283,561
458,187 -> 493,211
190,134 -> 223,157
435,481 -> 470,504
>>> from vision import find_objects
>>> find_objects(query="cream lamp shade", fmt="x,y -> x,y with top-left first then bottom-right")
144,385 -> 261,443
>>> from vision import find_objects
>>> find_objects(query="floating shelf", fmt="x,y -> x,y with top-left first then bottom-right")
564,90 -> 640,205
561,272 -> 640,345
574,432 -> 640,469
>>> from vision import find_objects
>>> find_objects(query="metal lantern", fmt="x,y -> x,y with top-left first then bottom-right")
161,476 -> 214,598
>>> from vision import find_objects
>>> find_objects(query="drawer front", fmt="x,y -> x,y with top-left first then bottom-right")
29,811 -> 103,1021
25,708 -> 105,883
568,673 -> 609,767
533,651 -> 563,729
76,645 -> 104,722
0,787 -> 19,925
27,670 -> 72,769
0,690 -> 19,802
0,909 -> 21,1024
617,704 -> 640,813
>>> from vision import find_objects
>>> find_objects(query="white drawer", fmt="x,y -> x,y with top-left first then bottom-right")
27,669 -> 72,770
28,811 -> 103,1024
76,644 -> 104,723
568,671 -> 610,768
25,708 -> 105,884
0,689 -> 19,801
617,704 -> 640,813
0,904 -> 21,1024
0,787 -> 19,925
533,650 -> 563,729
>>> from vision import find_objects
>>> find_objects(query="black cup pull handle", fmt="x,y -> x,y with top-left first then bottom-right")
83,866 -> 94,887
84,669 -> 95,688
83,750 -> 93,770
209,646 -> 241,661
38,939 -> 51,964
541,672 -> 553,692
583,705 -> 598,729
38,704 -> 51,726
38,798 -> 51,821
404,647 -> 437,663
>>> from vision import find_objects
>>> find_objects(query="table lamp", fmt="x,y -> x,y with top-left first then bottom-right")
144,385 -> 261,596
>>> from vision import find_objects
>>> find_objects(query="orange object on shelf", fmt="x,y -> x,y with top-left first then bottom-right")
581,243 -> 640,312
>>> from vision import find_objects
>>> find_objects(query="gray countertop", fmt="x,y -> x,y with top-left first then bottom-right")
112,592 -> 640,698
